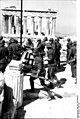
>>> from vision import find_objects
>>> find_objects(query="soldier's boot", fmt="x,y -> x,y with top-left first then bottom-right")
71,67 -> 76,78
29,76 -> 35,92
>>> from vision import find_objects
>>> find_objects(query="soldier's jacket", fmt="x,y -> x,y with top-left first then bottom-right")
8,42 -> 22,61
26,42 -> 34,49
0,45 -> 9,71
56,42 -> 61,52
47,48 -> 56,65
67,41 -> 72,50
68,45 -> 77,61
46,42 -> 56,50
52,43 -> 56,50
37,42 -> 45,56
31,55 -> 45,77
68,45 -> 77,67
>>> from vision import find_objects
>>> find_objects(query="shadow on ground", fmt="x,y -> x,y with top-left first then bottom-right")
14,88 -> 41,119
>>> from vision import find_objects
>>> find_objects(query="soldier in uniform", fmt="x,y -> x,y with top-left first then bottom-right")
28,48 -> 45,92
68,41 -> 77,80
0,39 -> 9,73
67,38 -> 72,60
37,38 -> 41,47
46,43 -> 58,89
25,38 -> 34,50
37,37 -> 48,59
8,37 -> 22,62
49,38 -> 56,50
55,38 -> 61,69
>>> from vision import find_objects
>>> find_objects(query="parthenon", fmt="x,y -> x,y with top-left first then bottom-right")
1,7 -> 57,42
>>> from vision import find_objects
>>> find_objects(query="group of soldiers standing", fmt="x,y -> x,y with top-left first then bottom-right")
0,35 -> 77,94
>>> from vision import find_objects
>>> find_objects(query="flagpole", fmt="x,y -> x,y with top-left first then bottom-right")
20,0 -> 23,45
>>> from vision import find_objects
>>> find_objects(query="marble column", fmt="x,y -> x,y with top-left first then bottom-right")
14,15 -> 16,34
23,16 -> 27,35
31,16 -> 35,36
2,15 -> 5,34
16,16 -> 19,35
51,17 -> 56,36
12,16 -> 14,34
38,16 -> 42,36
46,17 -> 50,36
8,15 -> 12,34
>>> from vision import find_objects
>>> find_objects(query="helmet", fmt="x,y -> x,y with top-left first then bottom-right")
9,37 -> 15,44
37,38 -> 41,42
72,41 -> 77,46
49,38 -> 54,41
43,37 -> 48,42
67,38 -> 71,42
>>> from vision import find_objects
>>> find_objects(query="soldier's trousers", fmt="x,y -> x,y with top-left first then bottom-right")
71,61 -> 76,78
47,66 -> 58,88
56,52 -> 61,68
71,66 -> 76,78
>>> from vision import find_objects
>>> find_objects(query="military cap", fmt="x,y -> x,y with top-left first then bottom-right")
56,37 -> 60,42
67,38 -> 71,42
43,37 -> 48,42
49,38 -> 54,41
37,38 -> 41,42
72,41 -> 77,46
9,37 -> 15,44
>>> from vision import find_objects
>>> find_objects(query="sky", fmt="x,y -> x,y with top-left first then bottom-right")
0,0 -> 77,37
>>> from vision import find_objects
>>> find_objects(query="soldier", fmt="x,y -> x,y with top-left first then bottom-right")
37,38 -> 41,47
49,38 -> 56,50
25,38 -> 34,50
68,41 -> 77,80
8,37 -> 22,62
55,38 -> 61,69
46,43 -> 58,89
28,48 -> 45,92
0,39 -> 9,73
67,38 -> 72,60
37,37 -> 48,59
21,47 -> 34,74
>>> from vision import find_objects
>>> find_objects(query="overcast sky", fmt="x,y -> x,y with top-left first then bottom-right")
0,0 -> 77,37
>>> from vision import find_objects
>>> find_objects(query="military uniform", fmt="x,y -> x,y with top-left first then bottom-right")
47,44 -> 58,88
21,49 -> 34,74
0,40 -> 9,73
37,41 -> 45,59
68,41 -> 77,78
25,38 -> 34,50
8,38 -> 22,62
29,48 -> 45,92
55,39 -> 61,69
67,38 -> 72,60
